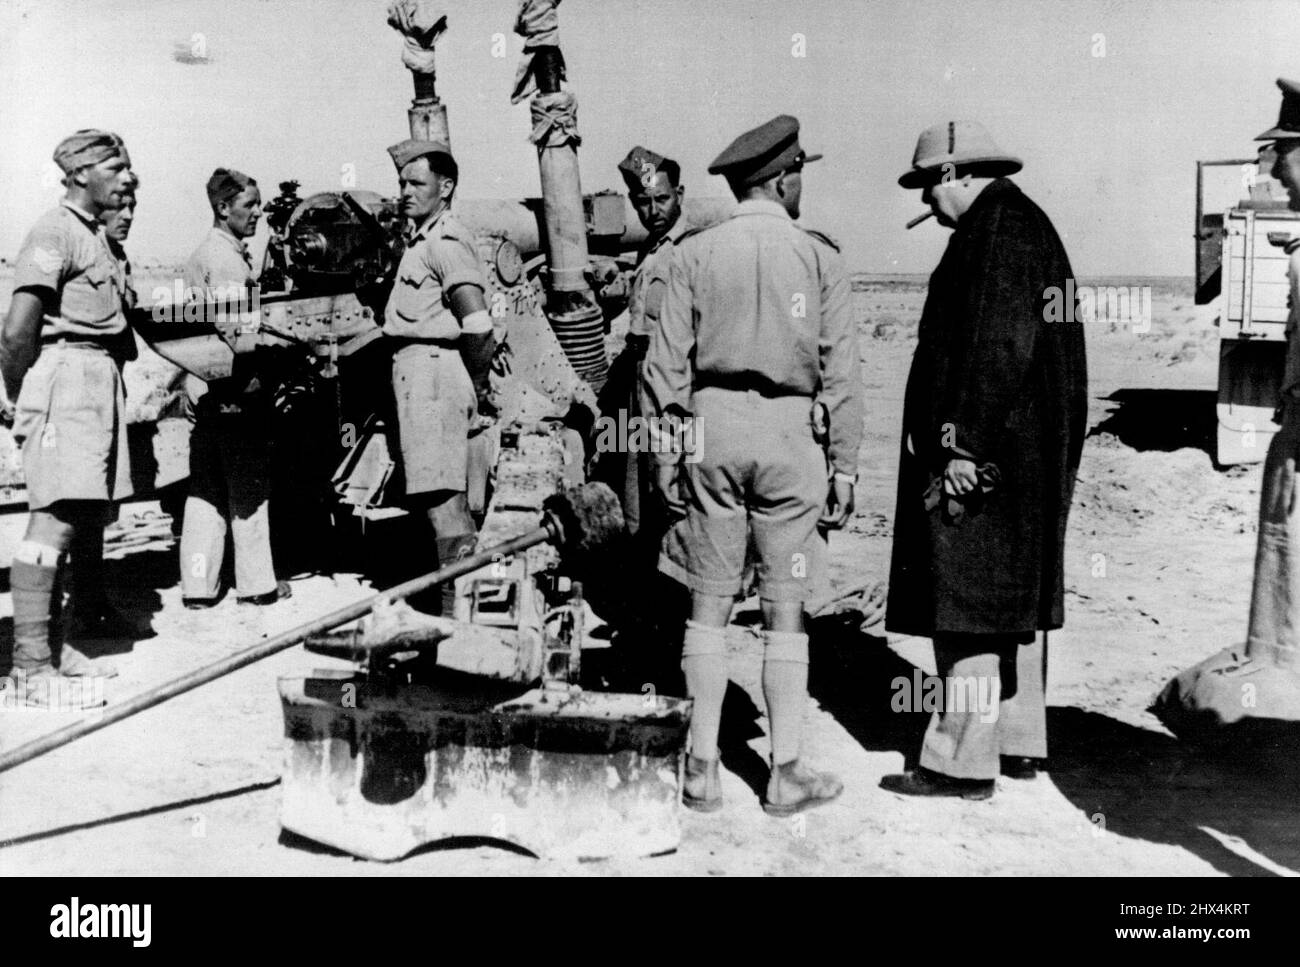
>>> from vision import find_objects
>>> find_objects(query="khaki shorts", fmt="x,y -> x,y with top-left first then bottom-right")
390,342 -> 476,497
12,343 -> 132,510
659,387 -> 826,603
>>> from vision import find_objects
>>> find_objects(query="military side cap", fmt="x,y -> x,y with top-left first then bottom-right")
387,138 -> 458,178
618,145 -> 666,188
898,120 -> 1022,188
53,129 -> 129,174
206,168 -> 257,206
1257,78 -> 1300,140
708,115 -> 822,188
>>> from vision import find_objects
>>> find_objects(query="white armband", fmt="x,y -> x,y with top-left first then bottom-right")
15,540 -> 62,566
461,310 -> 493,335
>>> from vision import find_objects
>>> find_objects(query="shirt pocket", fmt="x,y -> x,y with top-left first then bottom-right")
62,264 -> 121,324
392,269 -> 442,323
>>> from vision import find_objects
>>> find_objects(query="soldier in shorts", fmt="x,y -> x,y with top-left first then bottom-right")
383,139 -> 495,614
644,116 -> 864,815
55,175 -> 154,645
1,130 -> 138,708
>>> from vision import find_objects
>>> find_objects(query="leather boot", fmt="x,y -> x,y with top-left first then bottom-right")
763,758 -> 843,817
683,754 -> 723,812
56,644 -> 119,679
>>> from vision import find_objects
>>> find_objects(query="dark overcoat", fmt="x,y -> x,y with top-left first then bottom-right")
886,178 -> 1088,637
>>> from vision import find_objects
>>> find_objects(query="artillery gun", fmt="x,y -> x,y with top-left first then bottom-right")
4,1 -> 732,860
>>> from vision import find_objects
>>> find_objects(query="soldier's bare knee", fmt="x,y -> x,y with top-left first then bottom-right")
690,593 -> 733,627
24,508 -> 77,553
760,597 -> 804,633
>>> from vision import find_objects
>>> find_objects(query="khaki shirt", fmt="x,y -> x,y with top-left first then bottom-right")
12,201 -> 129,339
184,227 -> 261,399
628,218 -> 688,338
184,227 -> 256,299
383,208 -> 486,341
643,198 -> 864,475
1283,241 -> 1300,404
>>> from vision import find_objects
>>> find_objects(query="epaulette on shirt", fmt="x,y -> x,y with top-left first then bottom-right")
438,215 -> 473,242
673,224 -> 712,246
801,227 -> 840,252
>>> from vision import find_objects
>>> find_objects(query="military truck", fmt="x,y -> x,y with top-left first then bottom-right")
1197,146 -> 1299,464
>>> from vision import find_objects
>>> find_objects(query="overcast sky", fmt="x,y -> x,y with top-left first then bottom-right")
2,0 -> 1299,275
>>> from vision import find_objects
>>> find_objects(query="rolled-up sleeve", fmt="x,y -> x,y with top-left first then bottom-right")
430,234 -> 485,300
818,248 -> 864,476
13,220 -> 68,294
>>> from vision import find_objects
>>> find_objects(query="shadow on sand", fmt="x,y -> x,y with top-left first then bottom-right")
808,617 -> 1300,877
0,544 -> 170,673
1088,388 -> 1217,457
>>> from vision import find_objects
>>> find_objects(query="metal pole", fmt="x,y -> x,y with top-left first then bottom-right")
0,524 -> 552,776
409,71 -> 449,145
532,46 -> 586,295
528,45 -> 608,390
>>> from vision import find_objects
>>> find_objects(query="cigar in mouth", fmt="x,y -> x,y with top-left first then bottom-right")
906,210 -> 934,230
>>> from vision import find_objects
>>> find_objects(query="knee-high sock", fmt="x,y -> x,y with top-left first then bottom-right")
69,525 -> 105,613
763,630 -> 809,766
11,559 -> 60,671
682,620 -> 728,761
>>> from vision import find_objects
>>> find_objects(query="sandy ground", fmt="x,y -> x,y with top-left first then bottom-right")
1,274 -> 1298,877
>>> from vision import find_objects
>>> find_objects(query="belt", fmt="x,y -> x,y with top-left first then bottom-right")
694,371 -> 811,400
389,335 -> 460,350
40,334 -> 119,352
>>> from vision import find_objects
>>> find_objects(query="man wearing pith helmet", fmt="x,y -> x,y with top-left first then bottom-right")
1,129 -> 138,707
882,121 -> 1087,801
643,114 -> 864,816
383,138 -> 496,617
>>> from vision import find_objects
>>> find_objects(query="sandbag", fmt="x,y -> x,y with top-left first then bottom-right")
1151,646 -> 1300,748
